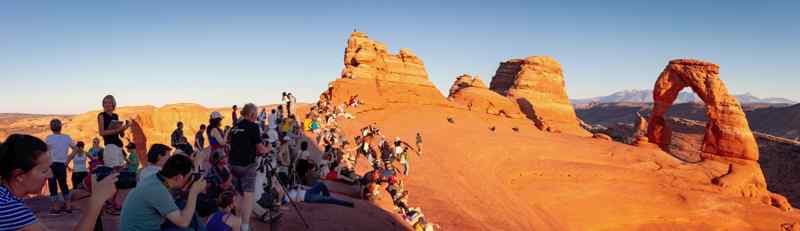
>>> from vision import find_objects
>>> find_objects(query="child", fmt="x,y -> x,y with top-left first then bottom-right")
125,142 -> 139,174
67,141 -> 91,190
206,191 -> 242,231
88,137 -> 104,172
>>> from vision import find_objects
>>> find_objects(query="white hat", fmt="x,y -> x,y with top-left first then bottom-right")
210,111 -> 224,119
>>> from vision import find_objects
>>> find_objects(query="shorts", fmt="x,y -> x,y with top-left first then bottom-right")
230,163 -> 258,194
104,144 -> 126,168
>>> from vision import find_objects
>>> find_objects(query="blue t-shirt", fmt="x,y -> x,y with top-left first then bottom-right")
0,185 -> 38,231
120,174 -> 180,231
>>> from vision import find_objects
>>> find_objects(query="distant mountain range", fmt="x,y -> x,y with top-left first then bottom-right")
571,89 -> 797,105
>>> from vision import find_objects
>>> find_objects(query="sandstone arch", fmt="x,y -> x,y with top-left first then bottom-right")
647,59 -> 759,161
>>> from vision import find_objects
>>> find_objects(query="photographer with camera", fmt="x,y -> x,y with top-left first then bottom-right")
228,103 -> 269,231
120,154 -> 207,231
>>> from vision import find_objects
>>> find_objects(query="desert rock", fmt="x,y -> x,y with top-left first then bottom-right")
490,56 -> 590,136
330,32 -> 448,109
647,59 -> 759,161
448,74 -> 524,118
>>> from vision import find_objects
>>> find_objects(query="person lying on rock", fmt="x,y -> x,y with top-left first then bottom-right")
279,182 -> 354,208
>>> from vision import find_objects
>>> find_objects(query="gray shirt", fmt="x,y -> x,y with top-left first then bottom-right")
120,174 -> 179,231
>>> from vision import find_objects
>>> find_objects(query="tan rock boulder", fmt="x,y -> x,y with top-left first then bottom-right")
647,59 -> 759,161
490,56 -> 589,136
61,103 -> 234,148
448,74 -> 524,118
331,32 -> 448,109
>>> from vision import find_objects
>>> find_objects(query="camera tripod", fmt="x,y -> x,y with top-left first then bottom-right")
258,156 -> 311,229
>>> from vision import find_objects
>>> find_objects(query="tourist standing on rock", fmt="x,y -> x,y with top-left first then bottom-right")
67,141 -> 91,190
98,94 -> 131,216
88,137 -> 103,172
0,134 -> 119,231
276,137 -> 291,186
276,105 -> 285,122
45,118 -> 78,215
207,112 -> 226,154
171,121 -> 185,148
228,103 -> 269,231
258,107 -> 268,129
281,92 -> 289,106
231,105 -> 239,126
98,95 -> 129,170
287,93 -> 297,117
416,132 -> 424,155
195,124 -> 206,151
268,109 -> 278,130
394,137 -> 413,176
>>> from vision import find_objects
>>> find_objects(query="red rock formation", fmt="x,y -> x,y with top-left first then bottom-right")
632,112 -> 655,147
647,59 -> 759,161
330,32 -> 448,109
61,103 -> 237,148
448,74 -> 524,118
646,59 -> 791,212
490,56 -> 589,136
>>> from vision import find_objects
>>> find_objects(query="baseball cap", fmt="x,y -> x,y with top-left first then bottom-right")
210,111 -> 224,119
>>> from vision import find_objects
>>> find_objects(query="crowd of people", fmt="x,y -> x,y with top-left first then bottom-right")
0,91 -> 435,231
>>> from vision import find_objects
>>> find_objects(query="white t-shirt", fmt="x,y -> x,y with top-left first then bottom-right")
268,113 -> 277,129
267,129 -> 279,144
299,150 -> 311,160
72,153 -> 89,172
46,134 -> 73,163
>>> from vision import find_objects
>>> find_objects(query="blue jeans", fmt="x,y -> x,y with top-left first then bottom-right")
49,162 -> 70,202
304,183 -> 354,207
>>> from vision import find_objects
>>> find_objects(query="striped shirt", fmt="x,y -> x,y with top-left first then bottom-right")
0,185 -> 38,231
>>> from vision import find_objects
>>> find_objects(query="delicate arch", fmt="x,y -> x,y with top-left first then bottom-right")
647,59 -> 759,161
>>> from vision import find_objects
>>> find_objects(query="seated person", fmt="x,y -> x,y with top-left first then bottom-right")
120,154 -> 207,231
206,191 -> 241,231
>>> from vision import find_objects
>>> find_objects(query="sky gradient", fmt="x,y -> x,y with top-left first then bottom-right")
2,0 -> 798,114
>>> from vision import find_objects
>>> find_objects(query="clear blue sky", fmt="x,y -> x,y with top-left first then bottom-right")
2,0 -> 797,114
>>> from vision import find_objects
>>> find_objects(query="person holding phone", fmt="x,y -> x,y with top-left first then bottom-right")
0,134 -> 119,231
97,95 -> 131,216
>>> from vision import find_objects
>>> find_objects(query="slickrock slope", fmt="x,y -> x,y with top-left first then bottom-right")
489,56 -> 589,136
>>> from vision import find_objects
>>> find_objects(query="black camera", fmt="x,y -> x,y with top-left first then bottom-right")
95,166 -> 137,189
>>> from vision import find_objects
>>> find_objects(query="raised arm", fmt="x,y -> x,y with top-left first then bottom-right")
164,179 -> 206,228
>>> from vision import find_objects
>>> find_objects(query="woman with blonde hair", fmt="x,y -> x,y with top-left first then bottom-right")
97,94 -> 129,215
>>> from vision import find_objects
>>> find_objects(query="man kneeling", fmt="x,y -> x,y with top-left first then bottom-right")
120,154 -> 207,231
